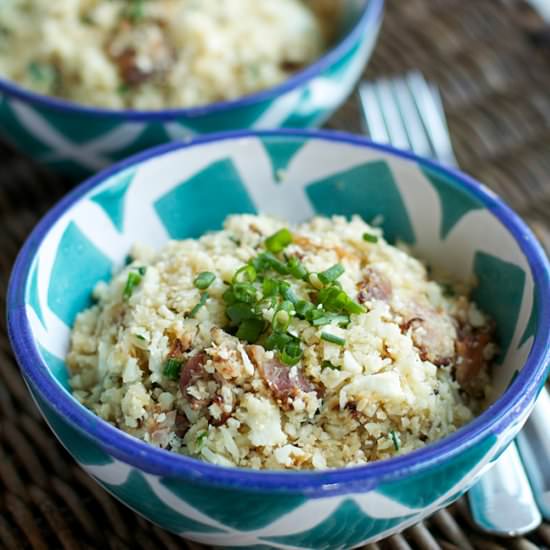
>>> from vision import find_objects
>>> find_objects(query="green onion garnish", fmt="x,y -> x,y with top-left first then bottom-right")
262,278 -> 279,297
287,256 -> 308,279
196,431 -> 208,448
363,233 -> 379,244
236,319 -> 265,343
265,228 -> 293,254
163,358 -> 183,380
190,292 -> 209,317
390,431 -> 401,451
137,266 -> 146,276
280,340 -> 303,366
321,332 -> 346,346
265,331 -> 293,351
311,314 -> 350,327
123,271 -> 142,299
318,263 -> 345,284
233,264 -> 256,284
278,281 -> 298,304
226,302 -> 257,324
295,300 -> 314,318
232,283 -> 257,304
194,271 -> 216,290
272,310 -> 291,333
321,361 -> 340,370
441,283 -> 455,297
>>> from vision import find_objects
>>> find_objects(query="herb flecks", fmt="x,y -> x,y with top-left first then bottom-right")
194,271 -> 216,290
265,228 -> 293,254
123,270 -> 143,299
363,232 -> 379,244
222,226 -> 368,363
190,292 -> 209,317
163,358 -> 183,380
390,431 -> 401,451
321,332 -> 346,346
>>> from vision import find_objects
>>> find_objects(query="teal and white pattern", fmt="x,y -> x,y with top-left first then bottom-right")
10,131 -> 549,549
0,0 -> 382,178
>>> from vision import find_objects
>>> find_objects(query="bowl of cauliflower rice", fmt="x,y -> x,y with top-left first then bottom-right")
8,130 -> 550,548
0,0 -> 383,177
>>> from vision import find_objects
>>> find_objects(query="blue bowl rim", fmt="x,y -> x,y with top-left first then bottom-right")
0,0 -> 383,122
7,128 -> 550,494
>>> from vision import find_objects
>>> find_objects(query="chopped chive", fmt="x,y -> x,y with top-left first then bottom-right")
126,0 -> 146,22
117,83 -> 130,95
123,271 -> 142,299
226,302 -> 257,324
279,281 -> 298,304
363,232 -> 379,244
190,292 -> 209,317
163,358 -> 183,380
196,431 -> 208,448
229,236 -> 241,246
27,61 -> 57,89
265,331 -> 293,351
194,271 -> 216,290
295,300 -> 314,318
279,340 -> 303,366
135,334 -> 146,341
262,278 -> 279,297
321,361 -> 340,370
232,283 -> 257,304
137,266 -> 147,276
265,228 -> 293,254
236,318 -> 265,343
311,314 -> 350,327
321,332 -> 346,346
287,256 -> 308,279
441,283 -> 455,297
318,263 -> 345,284
390,431 -> 401,451
343,299 -> 365,315
233,264 -> 256,284
273,310 -> 291,332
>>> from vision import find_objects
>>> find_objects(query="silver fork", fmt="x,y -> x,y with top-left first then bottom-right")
358,71 -> 547,536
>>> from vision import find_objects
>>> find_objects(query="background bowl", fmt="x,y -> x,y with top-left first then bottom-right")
8,130 -> 550,549
0,0 -> 383,179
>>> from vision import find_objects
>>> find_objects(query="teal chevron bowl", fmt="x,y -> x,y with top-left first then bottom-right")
8,130 -> 550,549
0,0 -> 383,180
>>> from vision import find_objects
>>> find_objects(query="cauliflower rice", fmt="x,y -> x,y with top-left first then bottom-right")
0,0 -> 333,110
68,215 -> 496,470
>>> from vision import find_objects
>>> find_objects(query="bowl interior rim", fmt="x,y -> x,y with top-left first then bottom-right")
0,0 -> 383,122
7,128 -> 550,493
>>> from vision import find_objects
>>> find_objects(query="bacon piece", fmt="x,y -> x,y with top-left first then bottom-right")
179,352 -> 209,410
400,303 -> 456,366
357,268 -> 392,304
107,21 -> 174,88
455,328 -> 494,387
115,48 -> 153,86
246,345 -> 316,409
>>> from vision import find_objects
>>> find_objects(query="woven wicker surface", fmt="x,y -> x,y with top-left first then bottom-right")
1,0 -> 549,548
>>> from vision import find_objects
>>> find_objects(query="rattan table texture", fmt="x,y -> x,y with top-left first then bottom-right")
1,0 -> 549,548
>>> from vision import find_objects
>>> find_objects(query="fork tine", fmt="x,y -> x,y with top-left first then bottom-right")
391,77 -> 434,159
374,78 -> 411,150
358,82 -> 390,143
406,71 -> 457,167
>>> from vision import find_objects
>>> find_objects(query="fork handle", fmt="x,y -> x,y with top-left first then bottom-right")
468,441 -> 542,536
